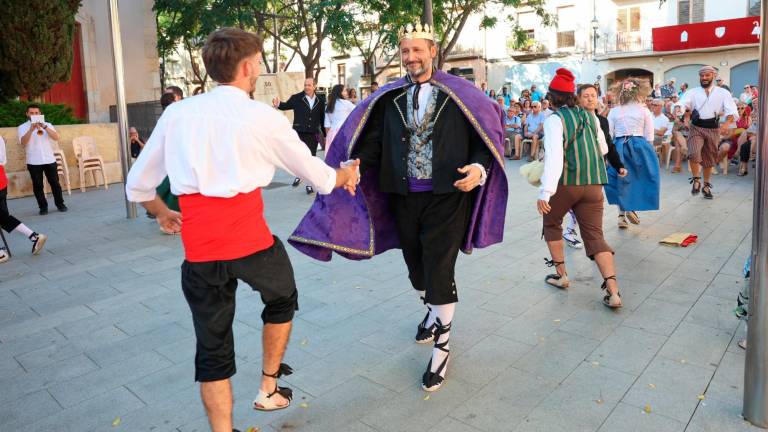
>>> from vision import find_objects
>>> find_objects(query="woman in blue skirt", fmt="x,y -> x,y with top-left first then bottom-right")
606,78 -> 660,229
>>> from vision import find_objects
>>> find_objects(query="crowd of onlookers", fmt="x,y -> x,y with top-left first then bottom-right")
481,77 -> 760,176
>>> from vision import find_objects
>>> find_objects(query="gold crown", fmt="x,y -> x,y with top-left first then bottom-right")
398,22 -> 435,41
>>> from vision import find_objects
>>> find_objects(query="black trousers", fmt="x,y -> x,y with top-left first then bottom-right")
391,191 -> 471,305
0,188 -> 22,233
27,163 -> 64,211
297,132 -> 319,157
180,237 -> 299,382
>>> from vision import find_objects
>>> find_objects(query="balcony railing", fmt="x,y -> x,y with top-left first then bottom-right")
595,31 -> 653,55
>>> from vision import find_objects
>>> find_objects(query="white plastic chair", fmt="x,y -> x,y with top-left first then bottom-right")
72,136 -> 108,192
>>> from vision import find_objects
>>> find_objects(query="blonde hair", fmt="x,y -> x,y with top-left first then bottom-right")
610,77 -> 651,105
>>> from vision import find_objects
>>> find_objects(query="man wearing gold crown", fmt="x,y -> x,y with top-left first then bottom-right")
290,22 -> 508,392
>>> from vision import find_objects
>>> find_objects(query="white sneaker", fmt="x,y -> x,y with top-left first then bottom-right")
0,248 -> 9,263
563,228 -> 584,249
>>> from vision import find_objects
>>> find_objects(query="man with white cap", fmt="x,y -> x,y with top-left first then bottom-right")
676,65 -> 737,199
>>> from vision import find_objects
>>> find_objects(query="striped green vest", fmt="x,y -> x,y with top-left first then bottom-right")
555,107 -> 609,186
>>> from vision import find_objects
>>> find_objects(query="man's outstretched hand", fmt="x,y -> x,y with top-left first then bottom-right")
156,209 -> 182,234
454,165 -> 483,192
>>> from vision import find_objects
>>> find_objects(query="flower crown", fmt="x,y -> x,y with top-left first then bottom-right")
620,80 -> 639,98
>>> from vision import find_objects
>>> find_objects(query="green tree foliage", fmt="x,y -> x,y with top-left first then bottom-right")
0,100 -> 83,128
0,0 -> 82,101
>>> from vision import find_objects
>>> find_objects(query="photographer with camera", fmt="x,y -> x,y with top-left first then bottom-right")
676,66 -> 737,199
18,104 -> 67,215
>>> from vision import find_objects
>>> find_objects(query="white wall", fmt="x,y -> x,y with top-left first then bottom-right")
706,0 -> 749,21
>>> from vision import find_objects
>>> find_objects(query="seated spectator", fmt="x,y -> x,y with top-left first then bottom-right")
521,98 -> 532,116
129,127 -> 145,159
738,118 -> 758,176
504,104 -> 524,159
488,89 -> 497,100
164,85 -> 184,101
740,85 -> 754,105
519,89 -> 532,106
651,99 -> 673,164
678,82 -> 689,97
523,101 -> 546,161
541,99 -> 554,118
670,105 -> 689,173
496,96 -> 509,111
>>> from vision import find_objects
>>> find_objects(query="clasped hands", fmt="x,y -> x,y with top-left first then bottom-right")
337,159 -> 361,196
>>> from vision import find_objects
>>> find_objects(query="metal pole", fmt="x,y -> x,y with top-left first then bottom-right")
744,2 -> 768,427
108,0 -> 136,219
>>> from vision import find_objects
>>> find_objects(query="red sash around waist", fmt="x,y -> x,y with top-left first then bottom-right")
178,188 -> 274,262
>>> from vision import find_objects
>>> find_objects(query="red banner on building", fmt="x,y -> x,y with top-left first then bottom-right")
653,16 -> 761,52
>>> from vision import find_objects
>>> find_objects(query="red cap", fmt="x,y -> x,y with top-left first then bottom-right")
549,68 -> 576,93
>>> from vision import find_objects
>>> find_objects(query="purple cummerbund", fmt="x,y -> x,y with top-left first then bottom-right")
408,177 -> 434,192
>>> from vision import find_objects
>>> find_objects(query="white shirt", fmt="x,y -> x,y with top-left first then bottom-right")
305,93 -> 317,109
538,111 -> 608,201
675,86 -> 738,121
18,121 -> 57,165
126,85 -> 337,203
652,114 -> 673,137
410,82 -> 433,123
0,136 -> 6,166
323,99 -> 355,130
607,103 -> 654,142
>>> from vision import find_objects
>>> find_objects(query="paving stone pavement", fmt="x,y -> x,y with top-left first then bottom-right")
0,159 -> 761,432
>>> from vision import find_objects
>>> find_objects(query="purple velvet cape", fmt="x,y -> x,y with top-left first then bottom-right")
288,70 -> 508,261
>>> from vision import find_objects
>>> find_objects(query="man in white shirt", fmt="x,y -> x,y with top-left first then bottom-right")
18,105 -> 67,215
651,99 -> 672,164
676,65 -> 737,199
523,101 -> 546,161
126,28 -> 359,431
541,99 -> 554,118
272,78 -> 326,194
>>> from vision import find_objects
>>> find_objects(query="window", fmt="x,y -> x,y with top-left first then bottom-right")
678,0 -> 705,24
556,6 -> 576,48
749,0 -> 761,16
517,11 -> 537,41
617,7 -> 641,33
337,63 -> 346,86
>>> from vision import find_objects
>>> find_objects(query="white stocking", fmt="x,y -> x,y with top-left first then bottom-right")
13,224 -> 34,238
428,303 -> 455,374
566,210 -> 578,232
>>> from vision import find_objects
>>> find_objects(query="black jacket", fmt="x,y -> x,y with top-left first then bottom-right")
277,92 -> 326,134
352,87 -> 493,196
597,114 -> 625,171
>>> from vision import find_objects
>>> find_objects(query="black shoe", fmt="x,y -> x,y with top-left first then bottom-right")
702,182 -> 714,199
415,307 -> 435,344
422,318 -> 451,392
306,185 -> 314,195
292,177 -> 302,187
689,176 -> 701,195
39,209 -> 48,215
57,205 -> 68,212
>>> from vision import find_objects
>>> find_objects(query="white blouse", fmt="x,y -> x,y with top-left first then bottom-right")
607,103 -> 655,142
323,99 -> 356,130
126,85 -> 337,203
